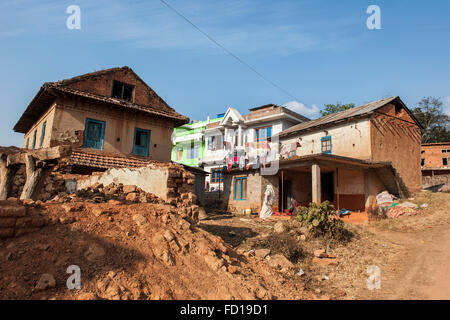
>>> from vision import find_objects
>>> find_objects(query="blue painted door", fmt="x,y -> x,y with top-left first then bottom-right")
133,128 -> 151,157
83,118 -> 105,150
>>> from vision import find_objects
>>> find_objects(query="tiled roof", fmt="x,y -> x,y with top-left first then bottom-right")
46,83 -> 188,122
278,96 -> 421,137
69,151 -> 154,169
13,66 -> 189,133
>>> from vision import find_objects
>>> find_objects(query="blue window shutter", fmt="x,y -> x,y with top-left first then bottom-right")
32,130 -> 37,149
40,121 -> 46,148
25,138 -> 29,149
133,128 -> 151,156
83,118 -> 105,150
267,126 -> 272,138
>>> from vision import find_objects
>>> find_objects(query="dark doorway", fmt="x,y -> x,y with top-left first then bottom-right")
321,172 -> 334,202
278,179 -> 292,213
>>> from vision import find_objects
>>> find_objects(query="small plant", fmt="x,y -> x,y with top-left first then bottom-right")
296,201 -> 350,242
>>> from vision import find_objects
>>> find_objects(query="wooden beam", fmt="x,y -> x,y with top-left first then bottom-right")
0,153 -> 11,200
7,145 -> 71,166
20,154 -> 48,200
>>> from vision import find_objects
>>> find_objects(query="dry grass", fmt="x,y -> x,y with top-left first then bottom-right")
372,191 -> 450,232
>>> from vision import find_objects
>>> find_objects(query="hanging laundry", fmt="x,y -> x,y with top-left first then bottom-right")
227,157 -> 233,172
260,155 -> 266,168
280,144 -> 289,155
252,156 -> 260,169
290,143 -> 298,153
239,155 -> 245,170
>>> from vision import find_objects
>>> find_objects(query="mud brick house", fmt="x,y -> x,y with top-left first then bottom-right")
221,96 -> 423,214
421,142 -> 450,191
13,66 -> 189,172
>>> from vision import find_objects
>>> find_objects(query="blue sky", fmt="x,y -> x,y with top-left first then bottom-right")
1,0 -> 449,146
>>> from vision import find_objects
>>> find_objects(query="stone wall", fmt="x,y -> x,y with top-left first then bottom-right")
0,199 -> 46,239
422,171 -> 450,191
76,163 -> 193,202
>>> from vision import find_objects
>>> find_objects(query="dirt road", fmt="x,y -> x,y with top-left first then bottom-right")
366,222 -> 450,300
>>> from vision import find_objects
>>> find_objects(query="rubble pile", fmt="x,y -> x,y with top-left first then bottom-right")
0,199 -> 311,300
74,183 -> 162,204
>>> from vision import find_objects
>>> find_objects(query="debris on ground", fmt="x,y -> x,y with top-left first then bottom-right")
0,200 -> 314,300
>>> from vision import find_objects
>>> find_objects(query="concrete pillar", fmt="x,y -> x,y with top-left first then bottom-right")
312,163 -> 321,204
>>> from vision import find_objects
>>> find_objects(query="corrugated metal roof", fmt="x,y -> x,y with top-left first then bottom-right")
279,96 -> 400,137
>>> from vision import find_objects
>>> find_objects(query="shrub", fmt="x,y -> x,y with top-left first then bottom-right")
296,201 -> 350,242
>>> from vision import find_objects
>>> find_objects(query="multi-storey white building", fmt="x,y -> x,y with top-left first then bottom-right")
201,104 -> 309,191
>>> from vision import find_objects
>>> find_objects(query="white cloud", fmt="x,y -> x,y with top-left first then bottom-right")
282,101 -> 320,117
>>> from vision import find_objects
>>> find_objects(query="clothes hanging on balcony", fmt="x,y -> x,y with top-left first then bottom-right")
239,155 -> 245,170
227,157 -> 233,172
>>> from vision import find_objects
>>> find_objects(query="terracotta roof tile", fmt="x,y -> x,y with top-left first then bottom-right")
69,151 -> 154,169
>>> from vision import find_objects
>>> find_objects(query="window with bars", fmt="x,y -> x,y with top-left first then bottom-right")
254,126 -> 272,142
112,81 -> 134,102
234,177 -> 247,200
321,136 -> 332,154
211,168 -> 224,184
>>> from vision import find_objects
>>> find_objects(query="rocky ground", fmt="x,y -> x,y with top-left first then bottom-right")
1,189 -> 448,300
200,191 -> 450,300
0,194 -> 316,300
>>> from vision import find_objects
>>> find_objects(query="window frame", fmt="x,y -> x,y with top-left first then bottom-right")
83,118 -> 106,150
111,80 -> 134,102
39,121 -> 46,148
233,176 -> 247,201
254,126 -> 272,142
321,136 -> 332,154
176,147 -> 183,161
443,158 -> 449,166
211,168 -> 224,184
207,135 -> 222,151
132,127 -> 151,157
32,130 -> 37,149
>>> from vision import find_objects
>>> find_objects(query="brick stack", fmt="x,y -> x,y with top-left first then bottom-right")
167,165 -> 198,223
0,199 -> 46,239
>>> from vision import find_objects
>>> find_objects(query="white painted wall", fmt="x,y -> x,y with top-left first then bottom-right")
76,166 -> 169,200
281,119 -> 372,160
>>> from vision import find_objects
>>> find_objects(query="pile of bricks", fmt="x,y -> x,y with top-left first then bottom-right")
0,199 -> 46,239
167,167 -> 200,223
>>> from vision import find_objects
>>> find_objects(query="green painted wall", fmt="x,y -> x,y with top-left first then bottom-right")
171,117 -> 221,168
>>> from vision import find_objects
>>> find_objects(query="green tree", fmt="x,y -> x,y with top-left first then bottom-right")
412,97 -> 450,143
320,102 -> 355,116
